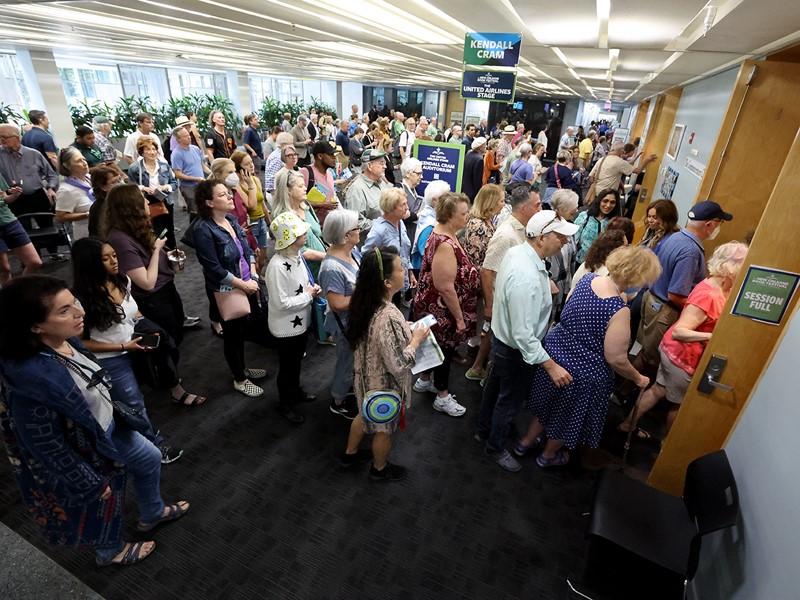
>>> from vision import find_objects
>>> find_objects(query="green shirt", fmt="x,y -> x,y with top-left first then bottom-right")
0,172 -> 17,226
72,141 -> 105,168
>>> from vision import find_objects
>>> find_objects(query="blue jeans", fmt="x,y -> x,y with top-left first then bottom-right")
330,328 -> 354,402
94,419 -> 165,562
99,354 -> 163,446
476,338 -> 537,453
250,217 -> 267,248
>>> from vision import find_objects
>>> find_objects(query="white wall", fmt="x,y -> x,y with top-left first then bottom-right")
340,82 -> 363,118
690,307 -> 800,599
464,99 -> 489,125
652,68 -> 738,217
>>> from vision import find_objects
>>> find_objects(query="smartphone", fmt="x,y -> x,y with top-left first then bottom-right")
157,228 -> 168,240
138,333 -> 160,349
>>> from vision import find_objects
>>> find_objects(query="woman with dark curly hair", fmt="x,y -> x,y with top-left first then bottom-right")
71,238 -> 190,461
569,229 -> 628,294
103,185 -> 203,405
87,164 -> 126,238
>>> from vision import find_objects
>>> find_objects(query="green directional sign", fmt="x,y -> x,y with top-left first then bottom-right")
731,265 -> 800,325
463,32 -> 522,67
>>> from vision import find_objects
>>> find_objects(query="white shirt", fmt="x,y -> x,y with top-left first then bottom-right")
123,131 -> 164,161
90,278 -> 139,358
55,181 -> 92,240
399,130 -> 416,157
265,251 -> 313,338
537,131 -> 548,148
64,348 -> 114,431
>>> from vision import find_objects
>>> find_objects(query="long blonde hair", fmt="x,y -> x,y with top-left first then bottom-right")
271,168 -> 305,217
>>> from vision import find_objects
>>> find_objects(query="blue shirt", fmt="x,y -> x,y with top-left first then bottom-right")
650,228 -> 706,300
318,248 -> 361,333
509,159 -> 533,183
170,145 -> 205,187
492,242 -> 552,365
242,126 -> 263,158
21,127 -> 57,162
335,130 -> 350,155
363,216 -> 411,289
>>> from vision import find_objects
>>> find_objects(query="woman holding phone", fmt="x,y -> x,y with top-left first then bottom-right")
231,150 -> 269,271
71,238 -> 187,462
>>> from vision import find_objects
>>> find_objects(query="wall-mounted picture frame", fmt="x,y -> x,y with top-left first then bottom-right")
666,123 -> 685,160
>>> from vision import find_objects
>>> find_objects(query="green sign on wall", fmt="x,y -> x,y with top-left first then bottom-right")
731,265 -> 800,325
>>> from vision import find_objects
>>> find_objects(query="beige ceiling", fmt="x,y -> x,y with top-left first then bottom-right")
1,0 -> 799,102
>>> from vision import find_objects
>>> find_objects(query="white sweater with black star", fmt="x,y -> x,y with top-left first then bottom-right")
265,251 -> 313,338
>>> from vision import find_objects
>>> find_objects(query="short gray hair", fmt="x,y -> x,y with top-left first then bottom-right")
322,208 -> 359,245
550,189 -> 579,214
518,143 -> 532,156
610,141 -> 626,153
510,184 -> 533,209
400,157 -> 421,178
556,149 -> 572,163
423,180 -> 450,207
0,122 -> 20,136
276,132 -> 294,147
297,114 -> 308,123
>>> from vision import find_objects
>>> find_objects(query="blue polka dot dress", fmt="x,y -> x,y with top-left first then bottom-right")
527,273 -> 626,449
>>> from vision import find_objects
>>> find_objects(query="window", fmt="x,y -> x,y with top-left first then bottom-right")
0,53 -> 30,109
167,69 -> 227,98
57,63 -> 123,105
120,65 -> 170,105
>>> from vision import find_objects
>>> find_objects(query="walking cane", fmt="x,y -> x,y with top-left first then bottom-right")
621,387 -> 646,466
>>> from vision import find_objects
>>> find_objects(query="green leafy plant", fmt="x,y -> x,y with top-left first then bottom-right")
258,96 -> 283,128
306,97 -> 337,119
0,102 -> 24,125
68,98 -> 113,130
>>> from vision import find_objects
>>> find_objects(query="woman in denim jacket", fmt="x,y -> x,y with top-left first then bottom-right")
127,137 -> 179,248
0,276 -> 189,566
191,179 -> 271,398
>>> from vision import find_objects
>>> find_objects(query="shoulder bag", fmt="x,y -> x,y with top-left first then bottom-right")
584,155 -> 608,206
358,327 -> 402,426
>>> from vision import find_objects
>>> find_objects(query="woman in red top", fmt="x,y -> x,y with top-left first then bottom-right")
412,193 -> 480,418
619,241 -> 748,438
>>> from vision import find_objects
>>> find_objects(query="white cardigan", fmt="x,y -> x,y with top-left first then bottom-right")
266,251 -> 313,338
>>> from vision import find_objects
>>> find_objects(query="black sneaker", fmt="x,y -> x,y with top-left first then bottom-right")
330,400 -> 358,420
160,446 -> 184,464
369,462 -> 407,481
339,448 -> 372,467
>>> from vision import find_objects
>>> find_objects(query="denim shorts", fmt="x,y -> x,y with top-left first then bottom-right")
0,219 -> 31,252
250,217 -> 267,248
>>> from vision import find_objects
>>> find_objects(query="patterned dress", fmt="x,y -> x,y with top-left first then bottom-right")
463,217 -> 497,269
412,232 -> 480,350
354,302 -> 416,434
527,274 -> 626,449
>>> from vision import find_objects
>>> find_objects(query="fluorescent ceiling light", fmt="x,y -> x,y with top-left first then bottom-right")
407,0 -> 471,33
14,5 -> 227,43
596,0 -> 610,48
529,19 -> 597,45
312,42 -> 406,63
609,18 -> 685,45
608,49 -> 620,71
309,0 -> 461,44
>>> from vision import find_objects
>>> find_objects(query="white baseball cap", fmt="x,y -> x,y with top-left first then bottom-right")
471,136 -> 487,150
526,210 -> 579,238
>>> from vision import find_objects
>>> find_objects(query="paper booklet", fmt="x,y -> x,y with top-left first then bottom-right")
411,314 -> 444,374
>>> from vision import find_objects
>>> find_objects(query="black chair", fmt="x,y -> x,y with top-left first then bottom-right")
16,212 -> 72,257
567,449 -> 739,600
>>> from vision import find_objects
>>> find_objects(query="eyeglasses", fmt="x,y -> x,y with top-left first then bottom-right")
412,171 -> 423,176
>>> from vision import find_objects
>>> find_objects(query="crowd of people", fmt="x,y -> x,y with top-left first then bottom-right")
0,104 -> 745,567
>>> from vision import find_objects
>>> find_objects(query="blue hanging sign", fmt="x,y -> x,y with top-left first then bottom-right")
461,71 -> 517,102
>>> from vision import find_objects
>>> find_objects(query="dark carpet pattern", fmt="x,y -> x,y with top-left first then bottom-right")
0,211 -> 660,600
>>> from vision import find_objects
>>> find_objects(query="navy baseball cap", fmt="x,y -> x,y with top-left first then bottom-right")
688,200 -> 733,221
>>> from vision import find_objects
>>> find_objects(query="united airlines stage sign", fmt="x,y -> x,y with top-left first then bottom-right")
461,70 -> 517,102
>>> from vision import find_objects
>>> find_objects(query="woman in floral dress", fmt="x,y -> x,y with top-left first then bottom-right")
412,193 -> 480,417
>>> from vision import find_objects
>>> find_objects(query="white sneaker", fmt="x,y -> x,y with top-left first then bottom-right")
413,378 -> 437,393
433,394 -> 467,417
233,379 -> 263,397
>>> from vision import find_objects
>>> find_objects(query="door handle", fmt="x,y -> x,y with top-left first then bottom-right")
704,374 -> 734,392
697,354 -> 733,394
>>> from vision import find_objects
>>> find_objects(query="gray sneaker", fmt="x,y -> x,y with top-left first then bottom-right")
495,449 -> 522,472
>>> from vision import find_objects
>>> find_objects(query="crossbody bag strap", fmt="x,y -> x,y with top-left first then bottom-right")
554,164 -> 562,188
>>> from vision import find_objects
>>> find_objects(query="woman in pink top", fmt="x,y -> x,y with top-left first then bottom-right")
619,241 -> 748,438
